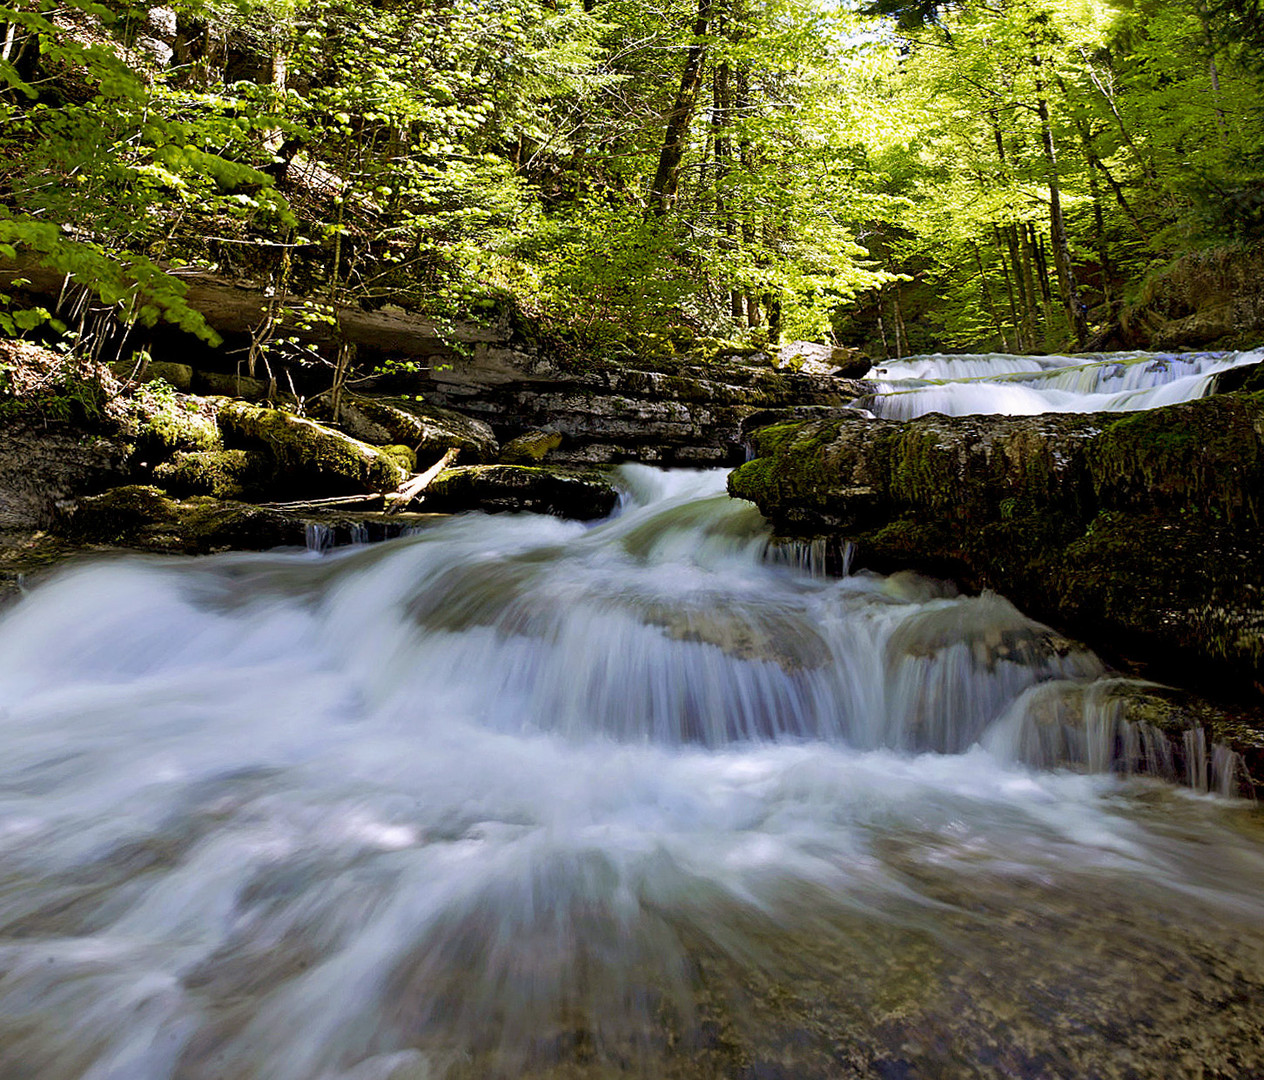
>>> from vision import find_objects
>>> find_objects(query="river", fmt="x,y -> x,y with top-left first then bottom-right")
0,353 -> 1261,1079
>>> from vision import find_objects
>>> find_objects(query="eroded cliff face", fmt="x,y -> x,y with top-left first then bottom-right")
728,391 -> 1264,705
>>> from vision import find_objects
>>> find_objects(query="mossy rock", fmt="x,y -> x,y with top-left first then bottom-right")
334,393 -> 499,462
56,485 -> 307,553
110,359 -> 194,392
217,401 -> 412,495
730,392 -> 1264,705
193,370 -> 275,402
152,448 -> 275,500
123,385 -> 222,459
424,465 -> 617,520
499,430 -> 563,464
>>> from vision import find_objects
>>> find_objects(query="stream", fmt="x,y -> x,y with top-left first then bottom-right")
0,353 -> 1262,1079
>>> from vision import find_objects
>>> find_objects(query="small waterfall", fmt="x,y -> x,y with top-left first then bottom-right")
986,677 -> 1249,796
0,422 -> 1262,1073
860,348 -> 1264,418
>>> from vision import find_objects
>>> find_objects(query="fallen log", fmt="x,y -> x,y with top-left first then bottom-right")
387,447 -> 460,514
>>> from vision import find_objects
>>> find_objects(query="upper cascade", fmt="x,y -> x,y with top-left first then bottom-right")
860,348 -> 1264,418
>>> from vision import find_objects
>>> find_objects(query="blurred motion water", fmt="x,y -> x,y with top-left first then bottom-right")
0,467 -> 1261,1079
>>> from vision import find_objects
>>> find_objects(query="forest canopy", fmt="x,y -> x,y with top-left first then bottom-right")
1,0 -> 1261,362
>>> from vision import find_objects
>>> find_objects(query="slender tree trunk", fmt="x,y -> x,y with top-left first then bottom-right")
1081,136 -> 1114,316
712,58 -> 743,320
735,61 -> 758,326
892,288 -> 908,357
1019,224 -> 1045,349
1035,79 -> 1089,349
1197,3 -> 1230,138
648,0 -> 712,218
973,243 -> 1009,351
993,228 -> 1023,350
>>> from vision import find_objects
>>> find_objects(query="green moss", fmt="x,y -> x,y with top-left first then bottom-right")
124,380 -> 221,457
379,444 -> 418,474
218,401 -> 409,493
153,449 -> 271,499
499,430 -> 563,464
1089,391 -> 1264,526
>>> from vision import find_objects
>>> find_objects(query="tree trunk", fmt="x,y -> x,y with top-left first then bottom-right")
1035,84 -> 1089,350
993,228 -> 1023,350
1019,224 -> 1046,349
647,0 -> 713,218
973,243 -> 1009,351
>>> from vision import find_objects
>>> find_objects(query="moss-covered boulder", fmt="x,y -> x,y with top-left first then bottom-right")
121,384 -> 222,459
499,429 -> 562,464
152,448 -> 275,500
729,392 -> 1264,705
193,370 -> 276,401
333,393 -> 498,462
110,359 -> 194,392
424,465 -> 618,520
56,485 -> 309,553
217,400 -> 413,495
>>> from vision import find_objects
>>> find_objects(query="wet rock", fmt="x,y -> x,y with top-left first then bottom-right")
366,355 -> 871,466
332,393 -> 498,462
1008,678 -> 1262,796
499,430 -> 562,464
56,485 -> 308,553
424,465 -> 617,520
729,391 -> 1264,706
217,401 -> 413,495
1210,359 -> 1264,395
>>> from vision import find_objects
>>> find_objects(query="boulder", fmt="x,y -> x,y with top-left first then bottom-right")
0,419 -> 129,532
110,359 -> 194,392
333,393 -> 499,462
499,430 -> 562,464
217,400 -> 413,495
728,391 -> 1264,705
152,448 -> 275,499
56,485 -> 308,553
193,370 -> 276,401
424,465 -> 618,520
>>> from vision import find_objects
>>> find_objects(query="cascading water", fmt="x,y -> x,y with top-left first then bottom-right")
1,353 -> 1263,1079
860,347 -> 1264,418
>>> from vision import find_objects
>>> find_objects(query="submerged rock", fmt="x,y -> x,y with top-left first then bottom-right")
729,391 -> 1264,706
424,464 -> 618,520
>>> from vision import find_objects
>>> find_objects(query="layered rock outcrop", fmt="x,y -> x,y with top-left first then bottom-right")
729,392 -> 1264,704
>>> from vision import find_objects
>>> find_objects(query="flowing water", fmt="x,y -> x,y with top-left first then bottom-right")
860,347 -> 1264,418
1,357 -> 1263,1079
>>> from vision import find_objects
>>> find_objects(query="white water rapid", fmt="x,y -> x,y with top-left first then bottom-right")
861,347 -> 1264,417
1,362 -> 1263,1078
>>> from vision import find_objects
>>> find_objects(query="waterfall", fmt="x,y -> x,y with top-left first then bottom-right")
860,348 -> 1264,418
0,461 -> 1263,1079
